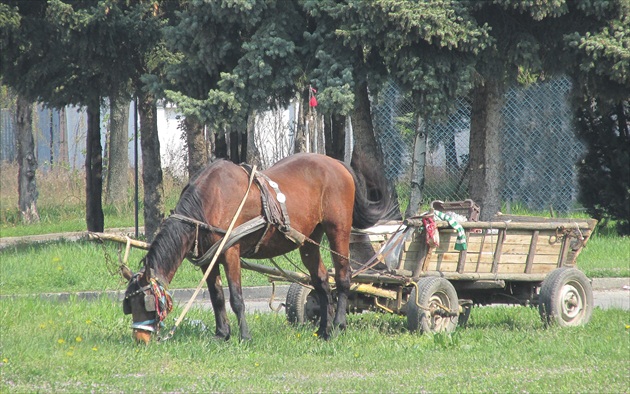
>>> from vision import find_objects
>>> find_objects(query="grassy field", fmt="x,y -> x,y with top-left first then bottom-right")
0,232 -> 628,296
0,162 -> 185,238
0,297 -> 628,393
2,164 -> 629,392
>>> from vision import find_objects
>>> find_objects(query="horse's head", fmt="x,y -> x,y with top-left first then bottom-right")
121,264 -> 173,344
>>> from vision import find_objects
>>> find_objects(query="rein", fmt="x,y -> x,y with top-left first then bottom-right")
159,165 -> 258,342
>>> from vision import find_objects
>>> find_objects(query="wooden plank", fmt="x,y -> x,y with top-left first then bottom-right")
465,253 -> 495,265
525,231 -> 539,274
534,242 -> 564,255
531,263 -> 560,274
497,263 -> 527,274
497,254 -> 528,265
457,228 -> 472,273
475,232 -> 486,272
491,229 -> 506,273
557,234 -> 571,267
405,218 -> 595,231
532,254 -> 561,266
472,263 -> 494,273
499,243 -> 531,255
417,271 -> 549,281
432,252 -> 460,263
430,262 -> 459,272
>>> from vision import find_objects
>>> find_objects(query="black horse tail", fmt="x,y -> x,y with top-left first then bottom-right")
344,152 -> 398,229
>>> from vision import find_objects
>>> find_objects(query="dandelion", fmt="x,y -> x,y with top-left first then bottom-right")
66,351 -> 73,357
52,257 -> 61,263
254,363 -> 260,367
57,266 -> 63,271
296,333 -> 301,338
39,323 -> 46,329
75,336 -> 82,343
57,339 -> 65,344
313,332 -> 318,337
2,358 -> 8,364
85,319 -> 92,325
92,347 -> 98,351
625,324 -> 630,330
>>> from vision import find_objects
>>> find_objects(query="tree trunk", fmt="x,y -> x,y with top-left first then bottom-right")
85,101 -> 104,232
351,80 -> 383,163
138,92 -> 164,242
468,80 -> 504,220
106,95 -> 130,206
183,115 -> 208,179
293,88 -> 308,154
58,107 -> 68,166
214,130 -> 228,159
229,128 -> 241,163
405,116 -> 428,218
15,95 -> 39,224
324,114 -> 346,160
246,110 -> 262,167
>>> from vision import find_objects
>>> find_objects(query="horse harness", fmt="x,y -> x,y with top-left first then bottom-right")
172,164 -> 306,268
123,268 -> 173,333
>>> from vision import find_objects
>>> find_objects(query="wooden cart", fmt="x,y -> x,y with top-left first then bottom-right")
89,200 -> 598,335
277,201 -> 598,334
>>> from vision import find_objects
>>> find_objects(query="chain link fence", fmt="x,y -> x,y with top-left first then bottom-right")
0,109 -> 16,162
373,77 -> 584,213
2,77 -> 584,214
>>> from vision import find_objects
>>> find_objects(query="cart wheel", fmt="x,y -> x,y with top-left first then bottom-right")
285,283 -> 320,325
407,277 -> 459,334
539,267 -> 593,327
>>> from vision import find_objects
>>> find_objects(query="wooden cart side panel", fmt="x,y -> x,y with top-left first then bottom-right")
398,218 -> 595,277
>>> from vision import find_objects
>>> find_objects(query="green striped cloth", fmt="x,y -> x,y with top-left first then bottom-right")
434,210 -> 467,251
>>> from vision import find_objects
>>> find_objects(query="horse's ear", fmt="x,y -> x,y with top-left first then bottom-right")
120,265 -> 134,281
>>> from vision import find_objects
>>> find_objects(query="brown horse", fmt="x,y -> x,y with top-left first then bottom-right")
122,152 -> 392,343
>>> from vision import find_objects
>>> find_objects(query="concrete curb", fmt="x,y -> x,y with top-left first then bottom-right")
591,277 -> 630,291
0,285 -> 289,304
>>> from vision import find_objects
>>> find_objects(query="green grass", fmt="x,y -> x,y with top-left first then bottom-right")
1,297 -> 628,393
1,232 -> 627,296
579,235 -> 630,277
0,240 -> 305,295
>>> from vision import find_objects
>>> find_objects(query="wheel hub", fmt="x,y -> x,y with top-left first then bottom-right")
560,282 -> 584,321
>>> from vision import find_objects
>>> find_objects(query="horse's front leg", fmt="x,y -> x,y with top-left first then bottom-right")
222,249 -> 251,341
204,263 -> 231,340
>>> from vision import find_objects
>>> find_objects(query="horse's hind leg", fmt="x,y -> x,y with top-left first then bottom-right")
204,264 -> 231,340
324,226 -> 352,331
299,230 -> 334,339
222,249 -> 252,341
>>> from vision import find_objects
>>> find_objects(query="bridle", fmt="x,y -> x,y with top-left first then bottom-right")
123,270 -> 173,333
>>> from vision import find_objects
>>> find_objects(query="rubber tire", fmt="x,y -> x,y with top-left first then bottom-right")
407,277 -> 459,334
285,283 -> 320,326
538,267 -> 594,327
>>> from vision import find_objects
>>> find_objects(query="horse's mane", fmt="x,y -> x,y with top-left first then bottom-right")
145,161 -> 224,279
